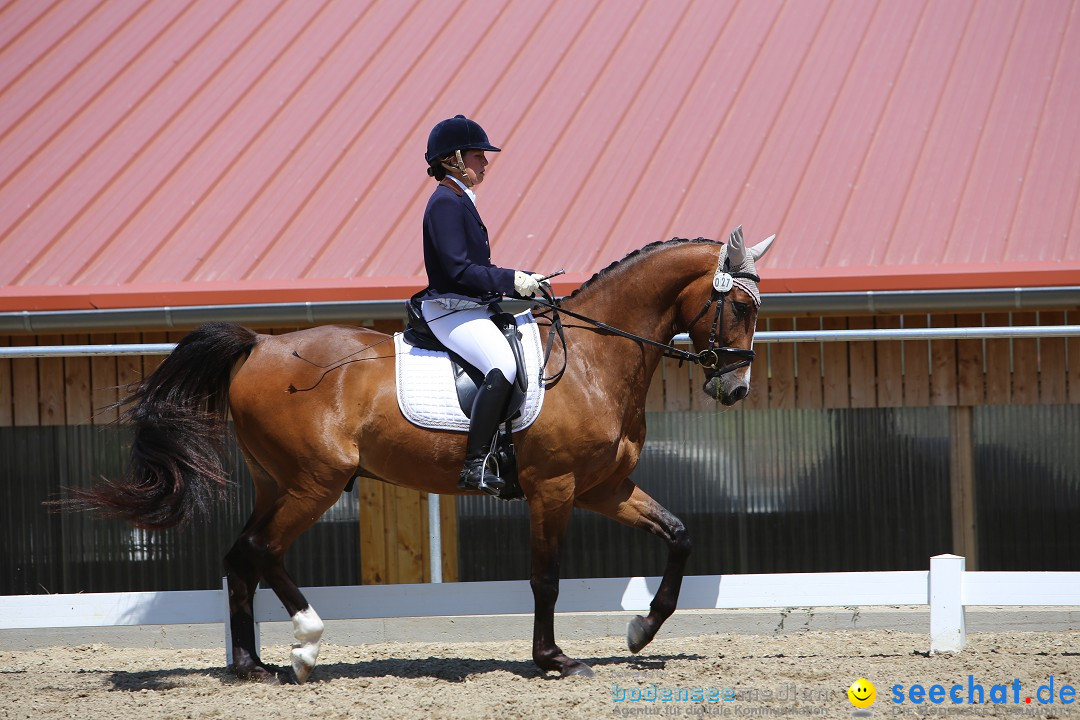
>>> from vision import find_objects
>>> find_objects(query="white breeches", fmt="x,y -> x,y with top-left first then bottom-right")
421,300 -> 517,384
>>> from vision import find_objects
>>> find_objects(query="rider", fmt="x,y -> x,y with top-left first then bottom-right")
417,114 -> 547,496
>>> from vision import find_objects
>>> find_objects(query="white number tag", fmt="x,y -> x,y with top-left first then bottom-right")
713,272 -> 734,293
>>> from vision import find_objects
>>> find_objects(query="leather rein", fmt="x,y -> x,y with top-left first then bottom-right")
531,261 -> 760,385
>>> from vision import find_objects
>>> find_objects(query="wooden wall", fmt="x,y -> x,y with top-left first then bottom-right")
0,323 -> 457,586
648,311 -> 1080,412
2,310 -> 1076,582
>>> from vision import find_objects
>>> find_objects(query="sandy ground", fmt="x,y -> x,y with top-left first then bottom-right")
1,626 -> 1077,719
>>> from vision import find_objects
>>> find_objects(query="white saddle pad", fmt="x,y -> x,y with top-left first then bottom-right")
394,311 -> 546,432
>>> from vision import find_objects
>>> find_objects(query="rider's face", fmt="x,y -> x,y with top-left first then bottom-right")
460,150 -> 488,186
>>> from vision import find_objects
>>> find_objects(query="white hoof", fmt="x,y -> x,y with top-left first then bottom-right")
290,607 -> 323,684
291,644 -> 319,684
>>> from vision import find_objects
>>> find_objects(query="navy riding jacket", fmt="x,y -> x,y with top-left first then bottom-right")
417,181 -> 516,304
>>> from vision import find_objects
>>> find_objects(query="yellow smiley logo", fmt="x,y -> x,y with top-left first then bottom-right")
847,678 -> 876,709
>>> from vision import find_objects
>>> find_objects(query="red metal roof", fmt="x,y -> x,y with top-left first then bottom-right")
1,0 -> 1078,312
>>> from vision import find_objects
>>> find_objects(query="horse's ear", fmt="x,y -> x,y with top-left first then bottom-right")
727,225 -> 745,266
749,234 -> 776,261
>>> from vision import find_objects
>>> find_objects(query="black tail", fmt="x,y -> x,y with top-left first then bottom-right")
60,322 -> 258,529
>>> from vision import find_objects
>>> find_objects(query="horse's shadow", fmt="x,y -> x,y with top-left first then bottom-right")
103,653 -> 704,690
105,666 -> 231,692
310,652 -> 701,683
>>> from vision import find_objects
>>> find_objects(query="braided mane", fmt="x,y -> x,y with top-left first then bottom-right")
566,236 -> 719,300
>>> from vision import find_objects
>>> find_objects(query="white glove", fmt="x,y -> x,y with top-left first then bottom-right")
513,270 -> 542,297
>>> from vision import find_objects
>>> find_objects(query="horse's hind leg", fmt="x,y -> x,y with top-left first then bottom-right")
224,456 -> 279,681
240,485 -> 345,684
576,478 -> 691,654
226,461 -> 346,683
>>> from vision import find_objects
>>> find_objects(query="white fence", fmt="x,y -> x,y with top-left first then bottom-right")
3,333 -> 1078,660
2,555 -> 1078,659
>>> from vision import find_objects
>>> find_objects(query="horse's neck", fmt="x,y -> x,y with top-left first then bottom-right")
558,245 -> 711,387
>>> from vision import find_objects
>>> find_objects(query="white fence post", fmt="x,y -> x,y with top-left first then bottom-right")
929,554 -> 966,653
429,494 -> 443,584
222,576 -> 233,666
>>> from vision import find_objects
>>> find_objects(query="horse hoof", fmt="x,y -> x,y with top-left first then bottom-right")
627,615 -> 653,653
291,651 -> 316,685
562,661 -> 595,678
230,662 -> 286,684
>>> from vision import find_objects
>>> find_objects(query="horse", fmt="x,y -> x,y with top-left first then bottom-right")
69,228 -> 775,684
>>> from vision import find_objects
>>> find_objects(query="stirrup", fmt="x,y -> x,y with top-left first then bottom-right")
458,456 -> 505,496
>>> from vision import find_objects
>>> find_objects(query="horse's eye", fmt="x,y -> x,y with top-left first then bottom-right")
732,301 -> 749,317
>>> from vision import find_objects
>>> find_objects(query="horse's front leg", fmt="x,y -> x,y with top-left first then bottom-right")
528,476 -> 594,677
576,478 -> 691,653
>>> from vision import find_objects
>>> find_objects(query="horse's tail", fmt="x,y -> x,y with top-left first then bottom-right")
63,322 -> 259,530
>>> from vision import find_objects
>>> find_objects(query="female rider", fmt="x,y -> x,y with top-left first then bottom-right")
417,115 -> 546,496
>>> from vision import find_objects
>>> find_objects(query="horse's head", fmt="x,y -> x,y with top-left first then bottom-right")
682,227 -> 774,406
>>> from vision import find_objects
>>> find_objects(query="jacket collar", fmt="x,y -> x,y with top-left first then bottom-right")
438,178 -> 483,226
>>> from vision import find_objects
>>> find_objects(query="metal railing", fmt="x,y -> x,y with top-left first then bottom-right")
2,325 -> 1079,359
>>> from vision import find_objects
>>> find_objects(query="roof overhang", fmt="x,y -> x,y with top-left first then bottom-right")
2,261 -> 1079,316
2,284 -> 1077,334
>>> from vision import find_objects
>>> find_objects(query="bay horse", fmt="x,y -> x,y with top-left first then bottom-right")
71,229 -> 774,683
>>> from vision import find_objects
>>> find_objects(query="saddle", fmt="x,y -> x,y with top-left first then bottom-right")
402,295 -> 528,501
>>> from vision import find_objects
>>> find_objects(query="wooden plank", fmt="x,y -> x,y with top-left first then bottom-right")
929,315 -> 958,407
359,478 -> 388,585
36,334 -> 66,426
64,334 -> 93,425
846,316 -> 876,408
794,317 -> 822,409
419,492 -> 431,583
1038,311 -> 1067,404
1068,310 -> 1080,405
1011,311 -> 1039,405
141,330 -> 169,377
902,314 -> 931,407
11,336 -> 39,426
115,332 -> 143,417
984,312 -> 1010,405
948,406 -> 978,570
90,333 -> 119,425
0,336 -> 11,427
419,492 -> 459,584
821,317 -> 850,408
394,485 -> 424,584
955,313 -> 984,407
439,494 -> 458,583
741,347 -> 767,410
874,316 -> 903,408
663,357 -> 692,412
767,317 -> 795,409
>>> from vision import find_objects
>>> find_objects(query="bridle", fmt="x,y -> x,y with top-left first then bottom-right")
684,255 -> 759,376
532,252 -> 759,385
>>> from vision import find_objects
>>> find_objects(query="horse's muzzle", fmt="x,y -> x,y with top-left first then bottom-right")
703,372 -> 750,406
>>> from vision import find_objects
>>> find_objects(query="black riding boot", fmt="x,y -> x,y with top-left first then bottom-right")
458,368 -> 513,496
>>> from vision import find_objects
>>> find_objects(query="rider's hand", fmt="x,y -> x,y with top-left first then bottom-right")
531,273 -> 551,296
514,270 -> 541,298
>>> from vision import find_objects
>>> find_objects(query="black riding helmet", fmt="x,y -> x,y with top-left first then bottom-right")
425,115 -> 501,168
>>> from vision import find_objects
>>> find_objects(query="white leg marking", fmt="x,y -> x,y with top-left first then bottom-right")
290,606 -> 324,684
